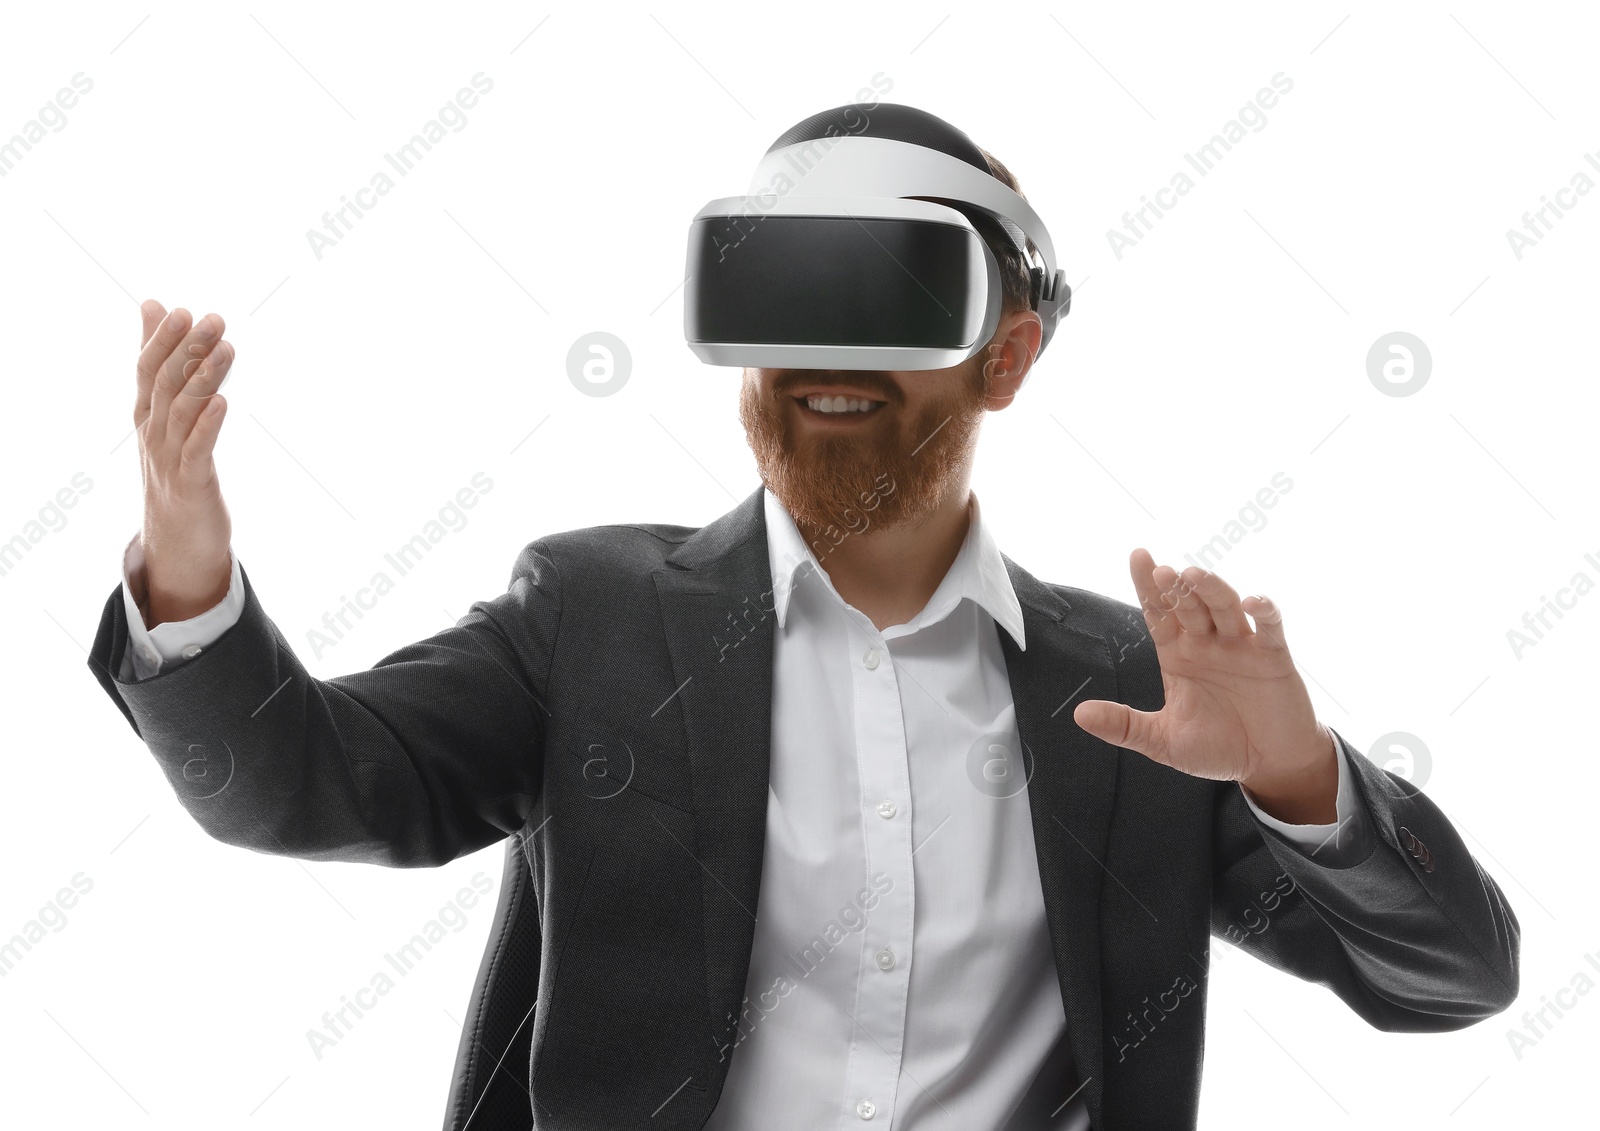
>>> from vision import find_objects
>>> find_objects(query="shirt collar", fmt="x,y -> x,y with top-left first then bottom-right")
762,485 -> 1026,651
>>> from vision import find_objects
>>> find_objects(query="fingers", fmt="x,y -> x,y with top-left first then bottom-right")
1242,593 -> 1289,649
1137,553 -> 1214,637
179,391 -> 227,479
1131,551 -> 1263,641
1155,565 -> 1214,635
1181,566 -> 1252,637
1172,567 -> 1290,647
148,312 -> 226,447
167,338 -> 235,445
140,299 -> 165,349
134,304 -> 189,427
1129,548 -> 1181,646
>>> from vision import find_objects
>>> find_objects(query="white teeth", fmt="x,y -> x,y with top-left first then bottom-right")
804,395 -> 883,414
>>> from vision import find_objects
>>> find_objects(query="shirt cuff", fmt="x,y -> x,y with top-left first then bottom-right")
1241,728 -> 1374,866
119,531 -> 244,681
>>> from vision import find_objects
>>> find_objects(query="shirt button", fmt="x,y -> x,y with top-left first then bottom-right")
862,647 -> 880,669
876,800 -> 896,819
875,946 -> 895,971
181,644 -> 203,659
856,1099 -> 876,1119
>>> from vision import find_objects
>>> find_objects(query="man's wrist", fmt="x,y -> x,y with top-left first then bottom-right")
1239,724 -> 1338,825
144,552 -> 232,627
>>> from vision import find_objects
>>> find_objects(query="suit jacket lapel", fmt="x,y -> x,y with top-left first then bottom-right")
652,487 -> 776,1073
649,487 -> 1121,1120
998,556 -> 1122,1121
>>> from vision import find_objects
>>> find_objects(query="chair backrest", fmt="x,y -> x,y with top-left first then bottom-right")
442,833 -> 542,1130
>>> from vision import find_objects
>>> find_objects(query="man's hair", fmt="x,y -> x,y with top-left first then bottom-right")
765,104 -> 1041,319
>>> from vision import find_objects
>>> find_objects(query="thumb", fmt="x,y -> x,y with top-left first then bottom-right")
1074,699 -> 1165,760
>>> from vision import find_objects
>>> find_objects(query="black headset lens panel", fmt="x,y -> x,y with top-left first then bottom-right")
686,216 -> 982,350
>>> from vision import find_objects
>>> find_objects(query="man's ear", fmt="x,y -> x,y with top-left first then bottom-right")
981,310 -> 1043,411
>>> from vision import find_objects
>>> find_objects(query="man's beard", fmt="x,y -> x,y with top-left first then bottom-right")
738,356 -> 989,539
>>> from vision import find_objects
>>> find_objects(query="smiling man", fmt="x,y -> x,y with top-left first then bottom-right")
88,103 -> 1518,1130
738,353 -> 990,634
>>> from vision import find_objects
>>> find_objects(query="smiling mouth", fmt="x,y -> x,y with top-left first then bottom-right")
793,394 -> 888,418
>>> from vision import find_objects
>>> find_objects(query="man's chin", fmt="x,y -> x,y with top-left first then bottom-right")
740,375 -> 983,537
767,463 -> 890,532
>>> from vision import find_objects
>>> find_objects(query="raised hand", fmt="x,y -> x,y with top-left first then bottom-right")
132,300 -> 236,628
1073,549 -> 1337,823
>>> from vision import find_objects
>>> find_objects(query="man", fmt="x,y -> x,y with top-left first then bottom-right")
88,104 -> 1519,1130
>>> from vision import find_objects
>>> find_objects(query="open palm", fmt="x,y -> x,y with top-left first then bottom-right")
1073,549 -> 1328,786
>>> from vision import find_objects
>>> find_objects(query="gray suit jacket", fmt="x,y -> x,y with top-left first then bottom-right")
86,485 -> 1520,1130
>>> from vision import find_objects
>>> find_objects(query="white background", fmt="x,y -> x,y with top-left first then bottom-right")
0,1 -> 1593,1126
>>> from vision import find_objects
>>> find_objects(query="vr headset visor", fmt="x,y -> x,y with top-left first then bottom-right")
684,134 -> 1070,372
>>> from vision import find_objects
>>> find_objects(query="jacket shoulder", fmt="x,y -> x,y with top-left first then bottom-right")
1031,576 -> 1159,700
1035,577 -> 1147,641
523,519 -> 700,586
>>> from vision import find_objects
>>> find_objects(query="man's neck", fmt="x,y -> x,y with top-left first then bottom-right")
793,483 -> 974,633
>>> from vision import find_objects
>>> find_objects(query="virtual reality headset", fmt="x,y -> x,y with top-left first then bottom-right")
683,130 -> 1070,372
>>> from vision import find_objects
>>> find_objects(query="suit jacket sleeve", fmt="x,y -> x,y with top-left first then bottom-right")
85,539 -> 562,868
1210,725 -> 1521,1030
1240,731 -> 1376,865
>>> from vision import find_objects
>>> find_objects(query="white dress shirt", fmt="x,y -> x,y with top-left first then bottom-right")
114,495 -> 1370,1127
